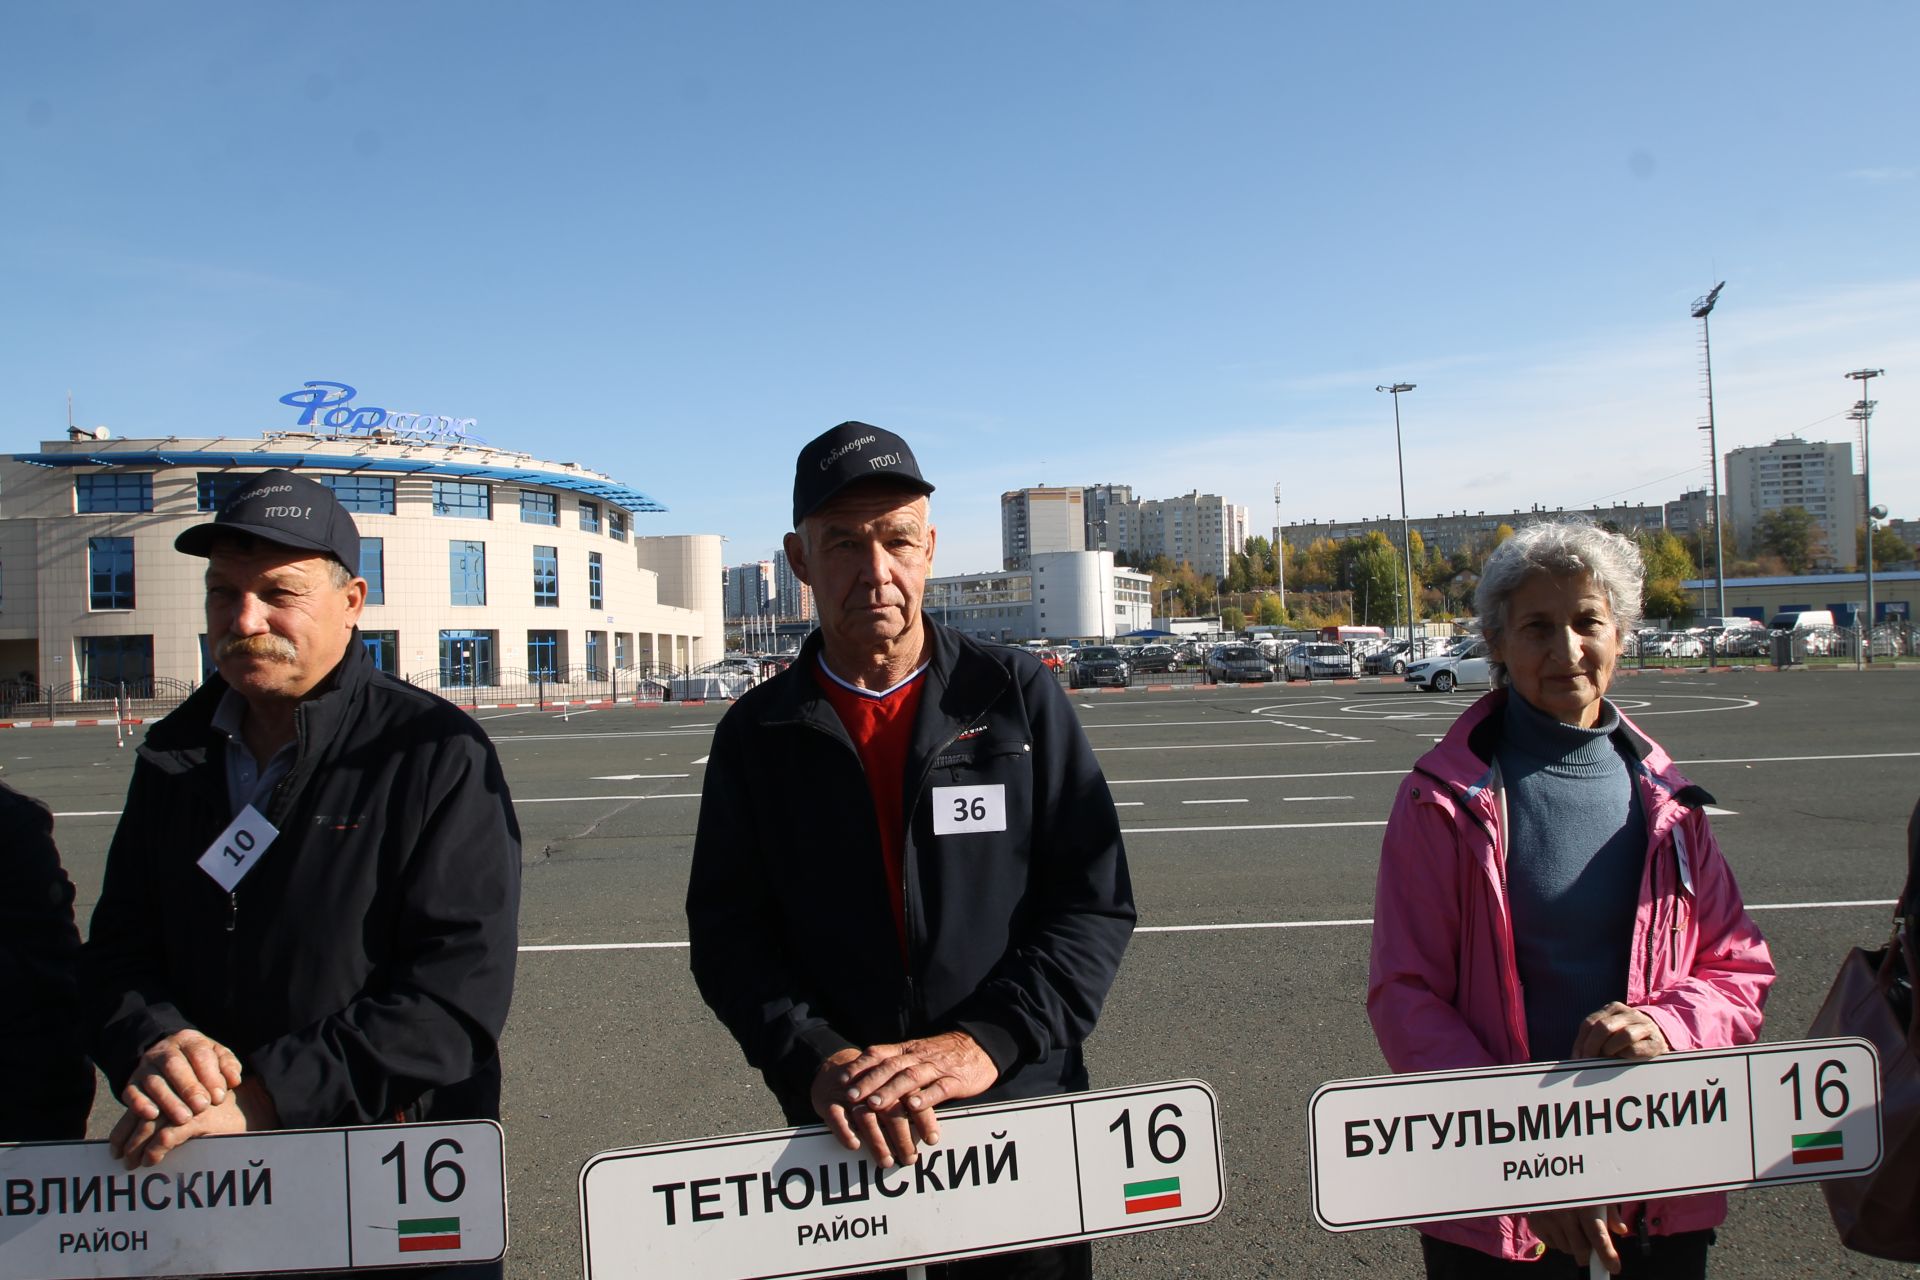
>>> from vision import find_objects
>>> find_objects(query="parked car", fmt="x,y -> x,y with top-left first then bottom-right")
1068,645 -> 1131,688
1363,640 -> 1415,675
1206,645 -> 1276,683
1404,639 -> 1492,692
1130,644 -> 1179,674
1643,632 -> 1704,659
1284,643 -> 1361,681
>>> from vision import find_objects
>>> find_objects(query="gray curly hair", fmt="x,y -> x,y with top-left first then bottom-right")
1475,520 -> 1643,687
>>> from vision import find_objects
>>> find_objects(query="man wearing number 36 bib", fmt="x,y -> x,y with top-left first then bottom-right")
689,423 -> 1136,1279
83,469 -> 521,1279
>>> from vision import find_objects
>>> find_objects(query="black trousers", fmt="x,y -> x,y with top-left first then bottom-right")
1421,1230 -> 1713,1279
858,1241 -> 1093,1279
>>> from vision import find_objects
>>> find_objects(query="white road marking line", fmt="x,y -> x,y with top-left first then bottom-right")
1114,801 -> 1145,807
517,792 -> 702,804
1704,805 -> 1738,816
1285,795 -> 1355,802
1181,798 -> 1248,805
1096,740 -> 1371,753
1081,718 -> 1320,730
50,809 -> 123,817
1109,768 -> 1406,786
1682,751 -> 1920,765
692,755 -> 710,765
1123,820 -> 1389,834
514,900 -> 1900,952
555,708 -> 598,718
496,729 -> 714,742
475,710 -> 537,721
590,773 -> 692,781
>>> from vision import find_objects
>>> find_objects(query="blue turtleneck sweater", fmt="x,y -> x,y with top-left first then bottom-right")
1497,692 -> 1646,1061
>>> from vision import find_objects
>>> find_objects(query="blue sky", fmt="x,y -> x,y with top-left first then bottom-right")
5,3 -> 1915,574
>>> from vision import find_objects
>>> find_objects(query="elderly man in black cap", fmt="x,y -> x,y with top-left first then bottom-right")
688,425 -> 1136,1279
83,470 -> 520,1276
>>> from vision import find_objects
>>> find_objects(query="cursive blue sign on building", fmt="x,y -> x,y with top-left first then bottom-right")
278,381 -> 484,444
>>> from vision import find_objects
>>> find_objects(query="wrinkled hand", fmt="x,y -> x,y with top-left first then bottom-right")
1528,1204 -> 1625,1274
110,1079 -> 279,1169
811,1032 -> 999,1169
121,1030 -> 244,1128
1572,1002 -> 1670,1061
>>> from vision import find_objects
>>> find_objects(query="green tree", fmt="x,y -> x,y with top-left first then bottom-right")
1636,530 -> 1697,626
1335,532 -> 1409,627
1858,524 -> 1912,569
1253,593 -> 1286,626
1221,605 -> 1247,633
1753,507 -> 1823,574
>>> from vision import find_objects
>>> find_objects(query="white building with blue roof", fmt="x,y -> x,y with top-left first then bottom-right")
0,427 -> 722,695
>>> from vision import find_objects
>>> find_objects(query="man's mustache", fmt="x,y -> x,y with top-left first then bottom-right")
218,634 -> 298,663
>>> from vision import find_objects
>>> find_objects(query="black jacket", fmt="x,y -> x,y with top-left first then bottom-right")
687,620 -> 1135,1123
0,783 -> 94,1140
83,637 -> 522,1127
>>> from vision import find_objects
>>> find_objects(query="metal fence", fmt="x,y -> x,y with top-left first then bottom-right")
404,664 -> 690,709
0,677 -> 198,722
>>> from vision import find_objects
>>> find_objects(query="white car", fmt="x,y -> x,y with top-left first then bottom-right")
1643,632 -> 1704,659
1404,639 -> 1492,692
1284,643 -> 1361,681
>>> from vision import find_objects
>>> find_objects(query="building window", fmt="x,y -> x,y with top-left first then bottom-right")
440,630 -> 495,685
196,473 -> 252,511
608,509 -> 628,542
520,490 -> 559,526
78,635 -> 154,695
77,473 -> 152,513
360,630 -> 399,673
533,546 -> 559,607
433,480 -> 491,519
89,537 -> 135,609
584,630 -> 605,679
449,540 -> 487,606
527,630 -> 560,679
360,537 -> 385,606
614,632 -> 628,669
588,551 -> 603,609
579,500 -> 601,533
321,474 -> 397,514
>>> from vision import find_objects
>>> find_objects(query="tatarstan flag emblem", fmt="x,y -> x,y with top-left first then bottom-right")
1790,1132 -> 1845,1165
1123,1176 -> 1182,1214
397,1217 -> 462,1252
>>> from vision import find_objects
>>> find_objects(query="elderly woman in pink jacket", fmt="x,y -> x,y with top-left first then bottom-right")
1368,521 -> 1775,1279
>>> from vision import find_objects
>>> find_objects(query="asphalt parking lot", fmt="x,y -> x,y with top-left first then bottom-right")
10,667 -> 1918,1279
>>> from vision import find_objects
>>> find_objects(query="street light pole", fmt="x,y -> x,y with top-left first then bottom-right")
1376,383 -> 1419,645
1846,367 -> 1885,660
1272,482 -> 1285,619
1691,284 -> 1728,620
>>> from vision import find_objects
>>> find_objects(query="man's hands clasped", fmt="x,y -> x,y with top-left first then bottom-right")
811,1031 -> 999,1169
108,1030 -> 278,1169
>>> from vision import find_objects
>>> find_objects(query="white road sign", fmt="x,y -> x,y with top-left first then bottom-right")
0,1120 -> 507,1278
1310,1036 -> 1882,1232
580,1080 -> 1223,1279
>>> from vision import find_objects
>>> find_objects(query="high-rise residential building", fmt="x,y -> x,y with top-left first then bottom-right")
1082,483 -> 1134,552
723,560 -> 776,619
1131,491 -> 1246,579
1000,487 -> 1086,569
772,549 -> 814,621
1724,437 -> 1858,568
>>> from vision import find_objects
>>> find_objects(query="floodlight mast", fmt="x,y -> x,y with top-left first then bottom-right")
1691,283 -> 1728,621
1375,383 -> 1419,646
1846,367 -> 1885,659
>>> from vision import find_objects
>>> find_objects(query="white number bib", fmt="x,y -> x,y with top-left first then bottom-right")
932,784 -> 1008,836
196,803 -> 281,892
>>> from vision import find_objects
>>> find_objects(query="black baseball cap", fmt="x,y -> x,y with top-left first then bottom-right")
175,469 -> 361,570
792,421 -> 935,527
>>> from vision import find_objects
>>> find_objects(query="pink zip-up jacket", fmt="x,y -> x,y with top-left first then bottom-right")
1367,690 -> 1775,1262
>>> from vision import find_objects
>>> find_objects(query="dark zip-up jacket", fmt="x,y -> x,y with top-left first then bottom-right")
84,637 -> 522,1128
1,783 -> 94,1140
688,620 -> 1135,1123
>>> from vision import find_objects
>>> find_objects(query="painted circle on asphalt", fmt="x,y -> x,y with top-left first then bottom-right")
1249,692 -> 1759,721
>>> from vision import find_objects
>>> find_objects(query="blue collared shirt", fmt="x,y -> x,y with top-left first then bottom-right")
211,688 -> 298,818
